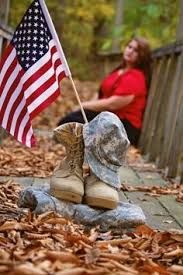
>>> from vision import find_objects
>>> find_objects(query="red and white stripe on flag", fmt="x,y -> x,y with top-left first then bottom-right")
0,0 -> 69,147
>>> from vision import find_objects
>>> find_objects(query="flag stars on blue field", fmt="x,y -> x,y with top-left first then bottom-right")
12,0 -> 52,71
0,0 -> 68,147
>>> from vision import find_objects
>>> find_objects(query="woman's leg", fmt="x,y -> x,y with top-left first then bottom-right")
57,109 -> 100,125
121,119 -> 140,146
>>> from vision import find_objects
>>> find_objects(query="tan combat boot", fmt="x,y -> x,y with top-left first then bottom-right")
84,173 -> 119,209
50,122 -> 84,203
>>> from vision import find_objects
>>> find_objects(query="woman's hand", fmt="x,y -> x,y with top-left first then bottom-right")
72,105 -> 80,112
81,95 -> 134,112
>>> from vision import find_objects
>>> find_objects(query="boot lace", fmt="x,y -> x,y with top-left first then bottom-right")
68,138 -> 83,172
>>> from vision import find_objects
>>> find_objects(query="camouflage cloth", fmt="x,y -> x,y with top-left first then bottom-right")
83,111 -> 130,189
18,186 -> 146,231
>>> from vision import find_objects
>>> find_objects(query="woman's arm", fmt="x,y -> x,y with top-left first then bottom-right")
81,95 -> 134,112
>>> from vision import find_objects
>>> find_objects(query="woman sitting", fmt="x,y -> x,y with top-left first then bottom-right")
58,36 -> 152,146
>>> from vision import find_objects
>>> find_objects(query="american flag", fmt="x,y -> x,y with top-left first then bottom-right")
0,0 -> 70,147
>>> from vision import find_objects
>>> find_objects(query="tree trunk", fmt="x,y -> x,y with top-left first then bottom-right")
112,0 -> 124,53
0,0 -> 10,24
176,0 -> 183,41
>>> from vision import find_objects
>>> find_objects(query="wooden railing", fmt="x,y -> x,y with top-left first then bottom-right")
139,41 -> 183,183
0,22 -> 13,57
99,43 -> 183,182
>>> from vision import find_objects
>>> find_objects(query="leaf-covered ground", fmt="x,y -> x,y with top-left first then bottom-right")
0,180 -> 183,275
0,78 -> 97,177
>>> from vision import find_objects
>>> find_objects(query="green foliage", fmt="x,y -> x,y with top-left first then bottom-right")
9,0 -> 32,27
9,0 -> 179,79
57,0 -> 114,79
9,0 -> 114,79
101,0 -> 179,52
120,0 -> 179,49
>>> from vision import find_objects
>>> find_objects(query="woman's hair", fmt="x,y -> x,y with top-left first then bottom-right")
119,37 -> 152,87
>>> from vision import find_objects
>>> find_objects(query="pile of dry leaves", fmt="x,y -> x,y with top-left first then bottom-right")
0,135 -> 153,178
0,78 -> 98,178
0,136 -> 64,178
0,180 -> 183,275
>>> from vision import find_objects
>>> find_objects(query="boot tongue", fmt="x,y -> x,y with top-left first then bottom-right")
55,157 -> 83,180
54,159 -> 72,177
54,169 -> 71,177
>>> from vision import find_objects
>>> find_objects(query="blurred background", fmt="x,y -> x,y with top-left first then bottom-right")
0,0 -> 181,80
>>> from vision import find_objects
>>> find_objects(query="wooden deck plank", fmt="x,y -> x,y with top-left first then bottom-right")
125,191 -> 181,230
137,171 -> 168,186
0,176 -> 34,187
119,166 -> 141,186
158,195 -> 183,228
33,177 -> 50,189
119,191 -> 128,202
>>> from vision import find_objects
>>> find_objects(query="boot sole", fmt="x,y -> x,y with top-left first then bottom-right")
50,189 -> 82,204
85,196 -> 118,209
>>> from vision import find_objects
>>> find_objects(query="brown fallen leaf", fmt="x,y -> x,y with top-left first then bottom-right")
100,252 -> 129,261
109,259 -> 138,274
11,262 -> 46,275
55,267 -> 107,275
46,251 -> 79,263
138,262 -> 170,275
171,234 -> 183,243
164,247 -> 183,257
134,224 -> 155,238
0,221 -> 33,231
163,220 -> 173,224
84,247 -> 100,264
24,232 -> 50,239
168,264 -> 183,273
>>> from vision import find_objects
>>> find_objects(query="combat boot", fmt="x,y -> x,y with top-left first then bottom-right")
84,173 -> 119,209
50,122 -> 84,203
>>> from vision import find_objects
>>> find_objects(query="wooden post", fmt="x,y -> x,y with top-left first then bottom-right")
181,168 -> 183,184
167,82 -> 183,177
150,55 -> 176,163
139,59 -> 161,154
176,0 -> 183,41
159,53 -> 183,169
112,0 -> 124,53
139,58 -> 163,155
146,56 -> 169,162
0,35 -> 3,56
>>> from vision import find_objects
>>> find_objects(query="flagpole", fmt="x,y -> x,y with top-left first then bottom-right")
39,0 -> 88,124
68,76 -> 88,123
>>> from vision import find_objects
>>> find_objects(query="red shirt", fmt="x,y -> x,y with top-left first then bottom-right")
100,68 -> 147,129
